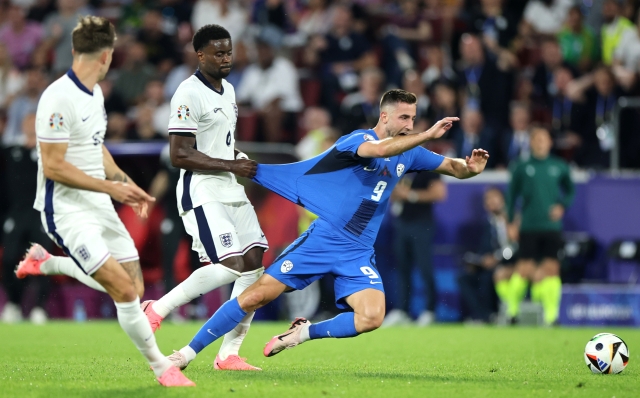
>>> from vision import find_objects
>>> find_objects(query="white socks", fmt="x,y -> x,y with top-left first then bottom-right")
179,345 -> 197,363
114,297 -> 173,378
40,256 -> 107,293
217,267 -> 263,360
152,263 -> 241,318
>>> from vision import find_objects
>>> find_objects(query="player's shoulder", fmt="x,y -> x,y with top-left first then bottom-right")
339,129 -> 377,143
40,75 -> 75,102
174,75 -> 200,95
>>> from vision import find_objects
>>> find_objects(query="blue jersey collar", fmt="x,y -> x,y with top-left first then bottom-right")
194,69 -> 224,95
66,69 -> 93,96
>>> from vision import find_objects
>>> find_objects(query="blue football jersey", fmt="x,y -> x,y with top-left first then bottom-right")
253,129 -> 444,246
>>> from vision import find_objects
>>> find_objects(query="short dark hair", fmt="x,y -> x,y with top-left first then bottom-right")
380,89 -> 417,109
192,24 -> 231,52
72,16 -> 116,54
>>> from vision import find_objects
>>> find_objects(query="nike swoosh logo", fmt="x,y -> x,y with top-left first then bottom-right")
370,281 -> 382,285
278,331 -> 294,341
144,334 -> 153,341
260,233 -> 265,238
207,329 -> 218,337
82,115 -> 90,122
364,166 -> 377,172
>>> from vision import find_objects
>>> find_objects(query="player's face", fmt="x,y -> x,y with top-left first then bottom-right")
385,102 -> 416,137
198,39 -> 233,80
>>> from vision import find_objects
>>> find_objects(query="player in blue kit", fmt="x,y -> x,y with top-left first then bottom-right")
165,89 -> 489,369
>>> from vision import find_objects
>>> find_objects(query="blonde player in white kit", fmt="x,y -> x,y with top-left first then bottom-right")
140,25 -> 269,371
15,16 -> 194,387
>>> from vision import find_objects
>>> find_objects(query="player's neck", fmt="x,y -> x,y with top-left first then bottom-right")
199,69 -> 223,91
372,124 -> 388,140
71,61 -> 100,93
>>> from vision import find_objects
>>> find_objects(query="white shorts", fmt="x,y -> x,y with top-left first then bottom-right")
182,201 -> 269,263
40,207 -> 139,275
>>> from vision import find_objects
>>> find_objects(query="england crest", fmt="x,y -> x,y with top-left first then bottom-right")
219,233 -> 233,248
396,163 -> 405,177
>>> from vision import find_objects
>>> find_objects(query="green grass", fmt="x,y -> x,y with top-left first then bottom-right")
0,322 -> 639,397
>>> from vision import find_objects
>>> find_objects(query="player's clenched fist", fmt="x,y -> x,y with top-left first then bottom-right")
230,159 -> 257,178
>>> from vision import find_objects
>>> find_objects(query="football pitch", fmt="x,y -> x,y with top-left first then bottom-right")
1,322 -> 638,397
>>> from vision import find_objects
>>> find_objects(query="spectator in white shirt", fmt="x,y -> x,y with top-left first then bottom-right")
191,0 -> 247,42
523,0 -> 574,35
236,34 -> 303,142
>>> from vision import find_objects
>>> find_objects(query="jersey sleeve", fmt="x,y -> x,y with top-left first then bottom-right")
408,146 -> 445,172
334,132 -> 376,158
35,91 -> 74,144
168,86 -> 199,137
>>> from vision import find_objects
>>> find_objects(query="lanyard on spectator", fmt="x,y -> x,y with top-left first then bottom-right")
595,94 -> 615,126
465,66 -> 483,88
465,66 -> 483,109
552,97 -> 572,130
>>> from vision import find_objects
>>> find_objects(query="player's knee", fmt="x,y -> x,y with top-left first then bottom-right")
221,256 -> 244,274
358,307 -> 385,333
136,283 -> 145,298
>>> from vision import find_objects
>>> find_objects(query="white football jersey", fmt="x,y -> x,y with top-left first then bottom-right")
33,70 -> 111,214
169,71 -> 247,215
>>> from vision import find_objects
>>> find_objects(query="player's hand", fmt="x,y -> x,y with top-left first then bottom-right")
549,204 -> 564,222
466,148 -> 490,175
107,181 -> 156,218
230,159 -> 257,179
424,117 -> 459,140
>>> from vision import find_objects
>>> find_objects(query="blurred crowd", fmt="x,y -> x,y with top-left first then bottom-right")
0,0 -> 640,169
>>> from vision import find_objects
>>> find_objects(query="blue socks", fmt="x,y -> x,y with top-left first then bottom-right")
188,298 -> 247,353
308,312 -> 359,340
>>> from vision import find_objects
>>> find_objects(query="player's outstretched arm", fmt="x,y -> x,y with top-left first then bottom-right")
41,142 -> 154,210
102,145 -> 155,218
170,134 -> 256,178
357,117 -> 459,158
434,149 -> 490,179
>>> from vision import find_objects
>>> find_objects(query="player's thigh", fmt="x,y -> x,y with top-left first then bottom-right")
344,288 -> 386,331
243,246 -> 265,272
40,211 -> 111,276
264,225 -> 333,293
92,256 -> 138,302
182,202 -> 242,265
333,249 -> 385,310
232,202 -> 269,265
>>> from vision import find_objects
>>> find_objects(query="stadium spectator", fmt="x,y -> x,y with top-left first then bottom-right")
141,79 -> 171,137
380,0 -> 432,87
601,0 -> 635,66
192,0 -> 248,42
2,67 -> 48,147
550,67 -> 583,156
236,33 -> 303,142
523,0 -> 574,35
456,33 -> 513,133
506,127 -> 575,326
164,43 -> 199,100
495,102 -> 531,168
452,107 -> 496,168
402,69 -> 432,132
458,187 -> 515,324
98,78 -> 128,116
465,0 -> 519,55
0,4 -> 44,70
134,104 -> 163,140
420,44 -> 458,89
41,0 -> 83,76
306,4 -> 376,118
612,11 -> 640,88
113,41 -> 156,105
136,9 -> 180,75
384,160 -> 447,327
1,113 -> 52,324
0,43 -> 25,110
557,6 -> 598,74
291,0 -> 333,41
105,112 -> 132,142
531,37 -> 573,109
339,66 -> 384,134
251,0 -> 292,33
429,82 -> 460,128
568,66 -> 622,168
295,106 -> 334,161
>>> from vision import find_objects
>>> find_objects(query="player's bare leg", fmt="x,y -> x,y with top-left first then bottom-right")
169,274 -> 287,368
264,289 -> 385,357
92,257 -> 194,387
215,247 -> 265,371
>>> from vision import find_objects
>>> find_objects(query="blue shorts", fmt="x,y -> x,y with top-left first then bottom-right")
265,219 -> 384,309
